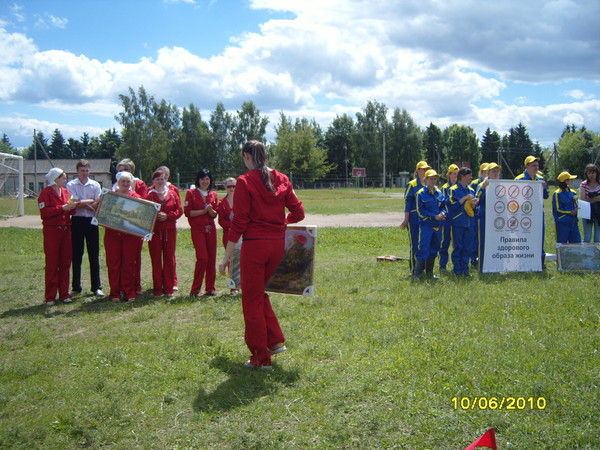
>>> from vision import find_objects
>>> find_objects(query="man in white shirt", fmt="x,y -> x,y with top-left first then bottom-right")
67,159 -> 103,297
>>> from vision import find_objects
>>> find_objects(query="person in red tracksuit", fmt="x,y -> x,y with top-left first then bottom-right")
218,177 -> 240,294
146,169 -> 183,297
104,172 -> 144,302
219,140 -> 305,371
155,165 -> 180,291
114,158 -> 147,295
38,168 -> 78,305
218,177 -> 237,248
185,169 -> 219,296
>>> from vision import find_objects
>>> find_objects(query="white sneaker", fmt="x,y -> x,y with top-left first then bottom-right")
270,345 -> 287,355
62,298 -> 73,304
46,301 -> 55,306
173,286 -> 179,292
244,361 -> 273,371
93,289 -> 104,297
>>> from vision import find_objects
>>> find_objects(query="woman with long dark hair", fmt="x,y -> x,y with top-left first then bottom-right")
185,169 -> 219,296
219,140 -> 304,370
579,163 -> 600,243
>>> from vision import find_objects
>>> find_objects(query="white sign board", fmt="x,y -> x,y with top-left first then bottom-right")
577,200 -> 591,220
482,180 -> 544,273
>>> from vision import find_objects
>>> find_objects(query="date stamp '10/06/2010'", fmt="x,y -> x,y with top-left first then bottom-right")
451,396 -> 547,410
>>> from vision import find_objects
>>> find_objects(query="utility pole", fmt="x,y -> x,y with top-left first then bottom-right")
33,129 -> 37,193
382,127 -> 386,192
344,144 -> 348,187
553,143 -> 557,177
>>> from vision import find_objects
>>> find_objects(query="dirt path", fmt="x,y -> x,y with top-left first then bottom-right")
0,212 -> 404,229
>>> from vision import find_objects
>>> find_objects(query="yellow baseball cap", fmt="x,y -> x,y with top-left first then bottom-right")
487,162 -> 502,170
524,155 -> 540,166
424,169 -> 440,178
447,163 -> 459,174
557,171 -> 577,182
416,161 -> 432,170
480,163 -> 490,171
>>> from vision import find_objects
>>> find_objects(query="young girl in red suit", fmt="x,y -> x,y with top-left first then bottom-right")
218,177 -> 240,294
219,140 -> 305,370
218,177 -> 236,248
146,169 -> 183,296
104,172 -> 144,302
185,169 -> 219,296
38,168 -> 78,305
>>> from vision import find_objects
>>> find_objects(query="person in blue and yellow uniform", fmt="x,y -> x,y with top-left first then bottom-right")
475,162 -> 502,269
414,169 -> 446,280
515,155 -> 549,267
552,171 -> 581,244
448,167 -> 479,277
515,156 -> 549,197
468,163 -> 489,268
439,163 -> 459,271
400,160 -> 431,275
471,163 -> 489,190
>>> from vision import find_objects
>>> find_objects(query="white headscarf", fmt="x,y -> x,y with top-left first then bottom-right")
45,168 -> 64,186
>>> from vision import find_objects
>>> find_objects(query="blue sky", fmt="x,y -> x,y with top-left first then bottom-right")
1,0 -> 599,149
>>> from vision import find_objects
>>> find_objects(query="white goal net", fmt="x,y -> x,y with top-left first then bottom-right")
0,152 -> 24,216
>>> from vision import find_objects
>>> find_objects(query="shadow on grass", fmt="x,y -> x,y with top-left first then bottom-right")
193,355 -> 300,413
477,270 -> 553,284
0,292 -> 239,318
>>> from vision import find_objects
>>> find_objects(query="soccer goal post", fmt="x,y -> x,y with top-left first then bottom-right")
0,152 -> 24,216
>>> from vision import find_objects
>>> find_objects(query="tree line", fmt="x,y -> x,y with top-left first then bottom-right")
2,86 -> 599,186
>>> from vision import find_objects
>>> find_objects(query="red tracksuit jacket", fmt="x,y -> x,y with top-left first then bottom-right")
228,169 -> 304,242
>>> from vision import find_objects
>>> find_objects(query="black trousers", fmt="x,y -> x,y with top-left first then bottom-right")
71,216 -> 102,292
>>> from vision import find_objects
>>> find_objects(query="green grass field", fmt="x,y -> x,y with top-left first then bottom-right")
0,191 -> 598,448
0,187 -> 403,218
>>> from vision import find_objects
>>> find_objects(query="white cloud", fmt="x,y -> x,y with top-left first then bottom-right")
471,99 -> 600,144
48,15 -> 68,29
0,115 -> 107,148
515,97 -> 528,105
562,112 -> 585,126
10,4 -> 26,23
34,13 -> 68,29
566,90 -> 585,99
565,89 -> 595,101
15,50 -> 113,103
0,1 -> 599,148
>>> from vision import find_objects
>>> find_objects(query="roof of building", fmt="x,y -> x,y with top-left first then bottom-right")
7,159 -> 113,174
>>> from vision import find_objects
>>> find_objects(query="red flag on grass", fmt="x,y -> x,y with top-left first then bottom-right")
465,428 -> 497,450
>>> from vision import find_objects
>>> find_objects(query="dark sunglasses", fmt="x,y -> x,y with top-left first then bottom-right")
226,185 -> 236,188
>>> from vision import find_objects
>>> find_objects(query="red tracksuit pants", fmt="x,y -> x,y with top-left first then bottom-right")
43,226 -> 72,302
190,225 -> 217,294
148,228 -> 177,295
134,244 -> 142,293
104,229 -> 142,300
240,238 -> 285,367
